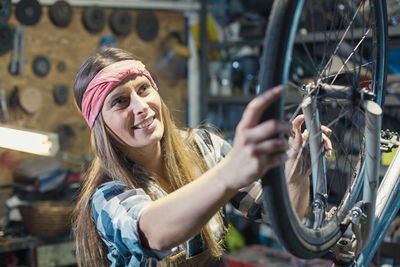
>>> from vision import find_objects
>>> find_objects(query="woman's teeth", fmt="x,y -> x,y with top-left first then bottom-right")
134,118 -> 153,129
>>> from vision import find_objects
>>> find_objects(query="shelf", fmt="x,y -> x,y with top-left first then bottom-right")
384,94 -> 400,106
389,26 -> 400,38
208,39 -> 263,49
207,95 -> 254,104
11,0 -> 200,11
294,26 -> 400,44
295,28 -> 372,44
0,234 -> 72,253
388,73 -> 400,83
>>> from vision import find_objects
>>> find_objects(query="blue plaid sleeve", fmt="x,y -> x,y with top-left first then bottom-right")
198,130 -> 267,222
91,181 -> 172,265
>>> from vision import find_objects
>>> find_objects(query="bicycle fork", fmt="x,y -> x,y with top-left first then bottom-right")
331,101 -> 382,265
301,94 -> 382,234
301,95 -> 327,229
355,100 -> 382,253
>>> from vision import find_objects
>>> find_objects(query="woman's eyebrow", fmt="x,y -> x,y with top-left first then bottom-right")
105,88 -> 124,104
134,79 -> 149,90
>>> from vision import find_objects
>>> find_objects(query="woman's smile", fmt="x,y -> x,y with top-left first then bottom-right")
133,116 -> 155,130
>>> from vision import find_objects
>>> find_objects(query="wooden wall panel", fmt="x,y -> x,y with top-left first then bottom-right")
0,5 -> 187,161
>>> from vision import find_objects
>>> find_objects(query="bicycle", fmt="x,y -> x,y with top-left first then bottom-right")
257,0 -> 391,265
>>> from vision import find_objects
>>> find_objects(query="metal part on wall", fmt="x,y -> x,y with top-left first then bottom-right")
49,0 -> 73,28
15,0 -> 42,26
8,26 -> 24,75
109,9 -> 132,37
0,22 -> 13,54
0,0 -> 11,21
82,6 -> 106,33
136,10 -> 159,42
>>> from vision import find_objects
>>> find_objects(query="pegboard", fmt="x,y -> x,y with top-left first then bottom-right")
0,4 -> 188,164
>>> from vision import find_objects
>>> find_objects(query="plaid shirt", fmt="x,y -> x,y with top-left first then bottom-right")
90,129 -> 266,266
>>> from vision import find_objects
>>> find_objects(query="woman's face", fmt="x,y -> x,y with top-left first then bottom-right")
101,75 -> 164,149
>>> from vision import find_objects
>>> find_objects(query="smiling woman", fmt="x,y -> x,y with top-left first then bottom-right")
101,75 -> 164,150
72,48 -> 322,267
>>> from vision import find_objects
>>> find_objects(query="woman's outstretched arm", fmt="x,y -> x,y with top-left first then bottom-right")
138,85 -> 290,250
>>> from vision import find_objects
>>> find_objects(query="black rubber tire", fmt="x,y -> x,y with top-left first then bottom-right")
259,0 -> 387,259
15,0 -> 42,26
82,6 -> 106,34
49,0 -> 73,28
0,21 -> 12,53
109,9 -> 132,37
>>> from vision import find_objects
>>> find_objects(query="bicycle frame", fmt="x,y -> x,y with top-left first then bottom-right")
356,146 -> 400,265
259,0 -> 388,260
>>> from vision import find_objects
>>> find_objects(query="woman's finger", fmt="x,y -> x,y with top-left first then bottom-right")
254,138 -> 288,154
291,114 -> 305,135
321,125 -> 332,136
244,120 -> 291,143
237,85 -> 284,130
322,133 -> 333,157
261,152 -> 288,172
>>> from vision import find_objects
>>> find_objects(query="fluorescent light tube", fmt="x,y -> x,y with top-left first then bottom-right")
0,125 -> 59,156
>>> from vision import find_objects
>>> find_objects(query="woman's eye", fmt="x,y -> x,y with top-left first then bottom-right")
138,83 -> 150,95
111,97 -> 126,107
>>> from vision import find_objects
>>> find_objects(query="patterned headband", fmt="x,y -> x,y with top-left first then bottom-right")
81,60 -> 157,128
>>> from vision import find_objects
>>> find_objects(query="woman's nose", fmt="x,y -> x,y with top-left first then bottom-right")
130,95 -> 148,115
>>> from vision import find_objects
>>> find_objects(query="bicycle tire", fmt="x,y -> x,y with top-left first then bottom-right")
259,0 -> 387,259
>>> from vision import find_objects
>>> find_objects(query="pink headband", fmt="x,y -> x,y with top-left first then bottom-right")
81,60 -> 157,128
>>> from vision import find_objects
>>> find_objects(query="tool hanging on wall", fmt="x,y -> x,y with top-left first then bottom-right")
8,86 -> 19,110
0,0 -> 11,22
136,10 -> 159,42
9,26 -> 24,75
56,123 -> 75,149
98,34 -> 117,51
19,87 -> 42,114
56,60 -> 66,72
53,84 -> 69,105
82,6 -> 106,34
109,9 -> 132,37
154,31 -> 189,82
0,22 -> 13,54
32,55 -> 50,77
0,89 -> 9,122
15,0 -> 42,26
49,0 -> 73,28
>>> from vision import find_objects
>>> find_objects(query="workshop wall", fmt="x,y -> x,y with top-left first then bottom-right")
0,4 -> 188,160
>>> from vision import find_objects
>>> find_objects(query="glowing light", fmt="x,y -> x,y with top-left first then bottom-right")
0,125 -> 59,156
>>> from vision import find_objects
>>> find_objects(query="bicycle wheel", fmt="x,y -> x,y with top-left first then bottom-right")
259,0 -> 387,259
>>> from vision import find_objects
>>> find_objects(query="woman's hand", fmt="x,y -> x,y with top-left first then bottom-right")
285,114 -> 333,219
285,114 -> 333,185
221,85 -> 290,191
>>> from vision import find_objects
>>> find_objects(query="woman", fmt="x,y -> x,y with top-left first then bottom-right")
72,48 -> 331,267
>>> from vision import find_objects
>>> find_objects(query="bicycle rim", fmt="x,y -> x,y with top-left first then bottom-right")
259,0 -> 387,258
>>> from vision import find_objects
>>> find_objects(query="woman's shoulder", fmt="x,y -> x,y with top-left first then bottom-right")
181,127 -> 228,147
91,180 -> 152,217
181,127 -> 232,165
92,180 -> 148,203
95,180 -> 127,194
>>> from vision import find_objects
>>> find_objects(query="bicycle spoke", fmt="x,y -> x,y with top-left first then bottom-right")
301,41 -> 320,75
318,0 -> 366,80
330,27 -> 372,85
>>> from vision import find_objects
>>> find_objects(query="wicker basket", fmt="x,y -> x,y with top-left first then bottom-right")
18,201 -> 75,238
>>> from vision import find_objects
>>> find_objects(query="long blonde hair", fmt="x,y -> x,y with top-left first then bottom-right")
72,48 -> 224,266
